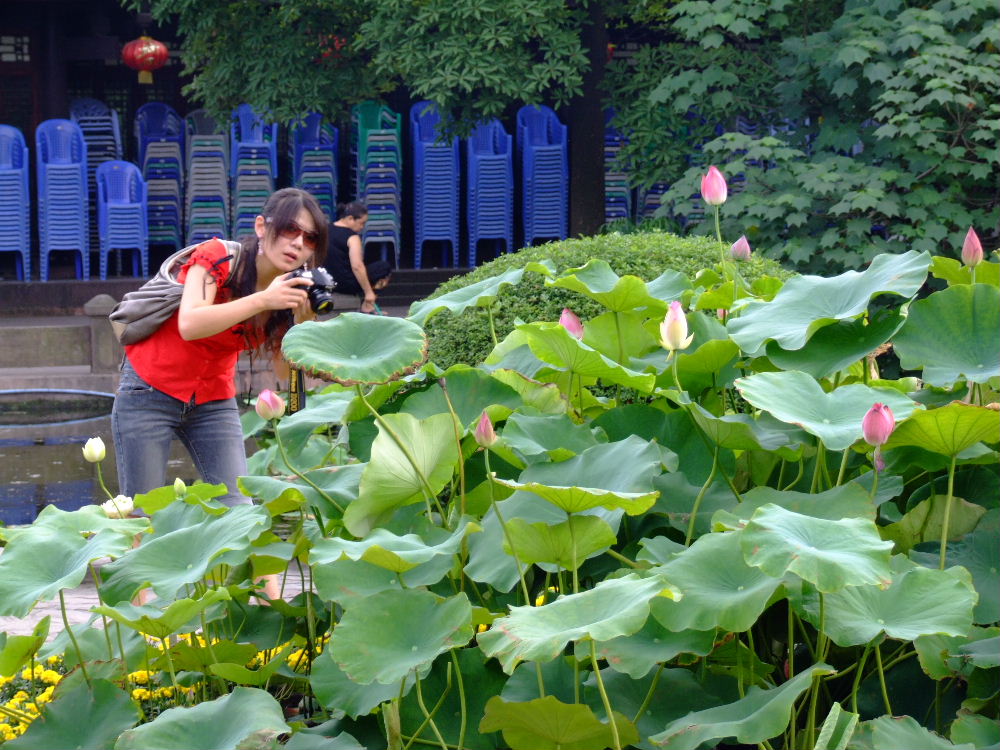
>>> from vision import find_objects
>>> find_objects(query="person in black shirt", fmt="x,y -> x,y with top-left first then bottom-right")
327,201 -> 392,313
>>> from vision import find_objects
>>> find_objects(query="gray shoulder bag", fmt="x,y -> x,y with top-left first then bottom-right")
108,239 -> 243,345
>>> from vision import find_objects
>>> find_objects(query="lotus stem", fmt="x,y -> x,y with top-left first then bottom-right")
590,640 -> 622,750
810,441 -> 826,493
835,449 -> 850,486
59,589 -> 90,687
714,204 -> 723,246
685,445 -> 719,546
850,643 -> 873,714
939,455 -> 958,569
449,651 -> 467,750
272,420 -> 341,522
95,461 -> 115,501
605,548 -> 640,568
385,698 -> 403,750
875,642 -> 892,715
569,516 -> 580,595
439,380 -> 466,524
486,305 -> 498,346
632,662 -> 664,724
781,458 -> 805,491
0,704 -> 34,724
160,635 -> 182,704
403,663 -> 453,750
485,453 -> 532,607
414,668 -> 449,750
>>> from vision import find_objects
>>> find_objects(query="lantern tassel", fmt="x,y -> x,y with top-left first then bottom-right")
138,70 -> 153,84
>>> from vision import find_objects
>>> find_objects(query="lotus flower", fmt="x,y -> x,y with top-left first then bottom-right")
474,411 -> 497,448
659,301 -> 694,352
82,437 -> 105,463
174,477 -> 187,497
559,308 -> 584,339
101,495 -> 134,519
701,166 -> 727,206
730,235 -> 751,261
962,227 -> 983,268
256,388 -> 286,420
862,402 -> 895,472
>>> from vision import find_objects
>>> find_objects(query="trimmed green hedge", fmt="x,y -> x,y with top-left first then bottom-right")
423,231 -> 792,370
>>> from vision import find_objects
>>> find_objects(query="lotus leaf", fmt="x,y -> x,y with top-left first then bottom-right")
893,283 -> 1000,386
929,256 -> 1000,287
503,515 -> 617,570
814,702 -> 858,750
0,504 -> 148,544
398,363 -> 522,424
114,687 -> 289,750
477,574 -> 679,673
0,618 -> 49,680
328,589 -> 472,684
547,258 -> 687,312
309,649 -> 414,718
407,266 -> 528,326
501,411 -> 606,464
740,504 -> 893,592
310,521 -> 479,574
93,588 -> 232,640
282,313 -> 427,384
597,617 -> 716,679
726,250 -> 928,352
950,714 -> 1000,750
688,403 -> 811,459
273,390 -> 355,453
650,664 -> 834,749
735,371 -> 921,450
885,402 -> 1000,457
724,483 -> 876,523
862,715 -> 974,750
479,695 -> 639,750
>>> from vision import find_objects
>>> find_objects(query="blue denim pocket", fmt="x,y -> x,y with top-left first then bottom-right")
118,359 -> 154,393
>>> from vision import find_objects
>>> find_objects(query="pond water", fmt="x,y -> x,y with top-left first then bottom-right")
0,390 -> 195,526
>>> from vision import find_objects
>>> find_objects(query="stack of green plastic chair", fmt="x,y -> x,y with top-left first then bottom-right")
350,101 -> 402,266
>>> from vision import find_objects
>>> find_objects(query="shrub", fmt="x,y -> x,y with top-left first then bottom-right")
423,230 -> 792,369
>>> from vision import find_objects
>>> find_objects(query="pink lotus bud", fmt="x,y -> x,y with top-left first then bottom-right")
962,227 -> 983,268
474,410 -> 497,448
256,388 -> 286,421
730,235 -> 752,261
659,301 -> 694,352
700,166 -> 728,206
862,403 -> 895,447
559,308 -> 584,339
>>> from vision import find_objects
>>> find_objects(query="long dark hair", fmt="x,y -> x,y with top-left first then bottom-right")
335,200 -> 368,220
229,188 -> 328,355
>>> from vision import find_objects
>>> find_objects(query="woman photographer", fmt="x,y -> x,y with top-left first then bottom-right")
111,189 -> 327,588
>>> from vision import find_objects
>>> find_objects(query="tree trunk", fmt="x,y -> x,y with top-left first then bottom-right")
566,1 -> 608,239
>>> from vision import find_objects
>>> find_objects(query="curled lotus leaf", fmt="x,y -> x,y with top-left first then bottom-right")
281,313 -> 428,385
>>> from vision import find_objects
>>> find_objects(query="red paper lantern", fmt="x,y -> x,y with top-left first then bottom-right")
122,36 -> 169,85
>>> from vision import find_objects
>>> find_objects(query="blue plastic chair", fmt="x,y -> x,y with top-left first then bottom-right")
96,160 -> 148,279
35,119 -> 89,280
466,120 -> 513,266
0,125 -> 31,279
410,101 -> 459,267
516,105 -> 567,246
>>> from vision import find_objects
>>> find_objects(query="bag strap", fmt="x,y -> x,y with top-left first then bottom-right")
162,239 -> 243,287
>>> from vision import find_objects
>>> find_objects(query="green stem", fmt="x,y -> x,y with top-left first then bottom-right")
0,704 -> 34,723
95,461 -> 115,501
613,311 -> 625,365
439,381 -> 467,519
485,452 -> 532,606
835,448 -> 850,487
414,669 -> 449,750
160,637 -> 182,704
273,420 -> 341,519
810,441 -> 826,493
59,590 -> 90,687
671,352 -> 682,393
605,548 -> 640,568
787,604 -> 796,750
449,651 -> 467,750
782,459 -> 805,491
851,644 -> 872,714
632,663 -> 664,724
486,306 -> 498,346
875,642 -> 892,715
590,640 -> 622,750
939,455 -> 958,569
403,664 -> 453,750
685,445 -> 719,546
714,204 -> 723,246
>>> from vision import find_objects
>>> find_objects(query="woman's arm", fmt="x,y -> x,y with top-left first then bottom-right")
177,264 -> 311,341
347,234 -> 378,311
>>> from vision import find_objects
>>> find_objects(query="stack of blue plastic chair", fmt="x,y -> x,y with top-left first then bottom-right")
0,125 -> 31,279
466,119 -> 513,266
351,101 -> 402,265
516,105 -> 568,246
70,97 -> 123,256
96,160 -> 148,280
185,109 -> 230,244
290,112 -> 338,221
410,101 -> 459,267
603,110 -> 632,223
637,183 -> 670,223
231,104 -> 278,239
35,119 -> 89,280
136,102 -> 184,250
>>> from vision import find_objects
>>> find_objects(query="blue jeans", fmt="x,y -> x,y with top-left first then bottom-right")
111,358 -> 252,507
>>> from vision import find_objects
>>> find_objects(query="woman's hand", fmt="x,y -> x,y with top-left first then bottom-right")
259,272 -> 311,312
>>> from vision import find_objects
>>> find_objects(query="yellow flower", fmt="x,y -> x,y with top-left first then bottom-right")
153,687 -> 174,699
0,674 -> 12,687
46,655 -> 62,666
131,688 -> 151,701
128,670 -> 150,684
40,669 -> 62,685
1,724 -> 18,741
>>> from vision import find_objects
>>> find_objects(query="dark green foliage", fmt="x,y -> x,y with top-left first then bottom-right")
423,231 -> 791,370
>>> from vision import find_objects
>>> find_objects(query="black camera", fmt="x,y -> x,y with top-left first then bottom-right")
288,266 -> 337,314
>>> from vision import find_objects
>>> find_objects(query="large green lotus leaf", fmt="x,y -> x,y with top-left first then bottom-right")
282,313 -> 428,385
740,504 -> 893,592
653,471 -> 737,539
312,557 -> 401,605
735,371 -> 921,450
92,588 -> 232,640
814,702 -> 859,750
646,269 -> 696,310
161,640 -> 262,678
914,529 -> 1000,624
310,648 -> 412,718
957,636 -> 1000,669
930,256 -> 1000,288
329,589 -> 472,684
477,574 -> 679,673
914,626 -> 999,680
726,250 -> 929,352
239,464 -> 363,518
860,715 -> 975,750
98,505 -> 271,605
504,515 -> 616,570
650,664 -> 834,749
500,656 -> 580,705
586,310 -> 660,364
546,258 -> 675,312
721,483 -> 877,524
689,403 -> 811,459
494,435 -> 665,515
501,411 -> 606,464
881,495 -> 986,553
489,369 -> 568,415
283,731 -> 365,750
650,530 -> 783,633
398,364 -> 522,426
893,283 -> 1000,386
765,310 -> 905,380
597,617 -> 716,679
400,647 -> 509,750
310,521 -> 478,574
950,714 -> 1000,750
346,411 -> 459,536
274,390 -> 355,453
517,321 -> 657,393
114,687 -> 289,750
0,528 -> 133,617
0,618 -> 49,677
407,266 -> 532,326
885,402 -> 1000,457
7,678 -> 137,750
0,504 -> 148,544
816,565 -> 977,647
480,695 -> 638,750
